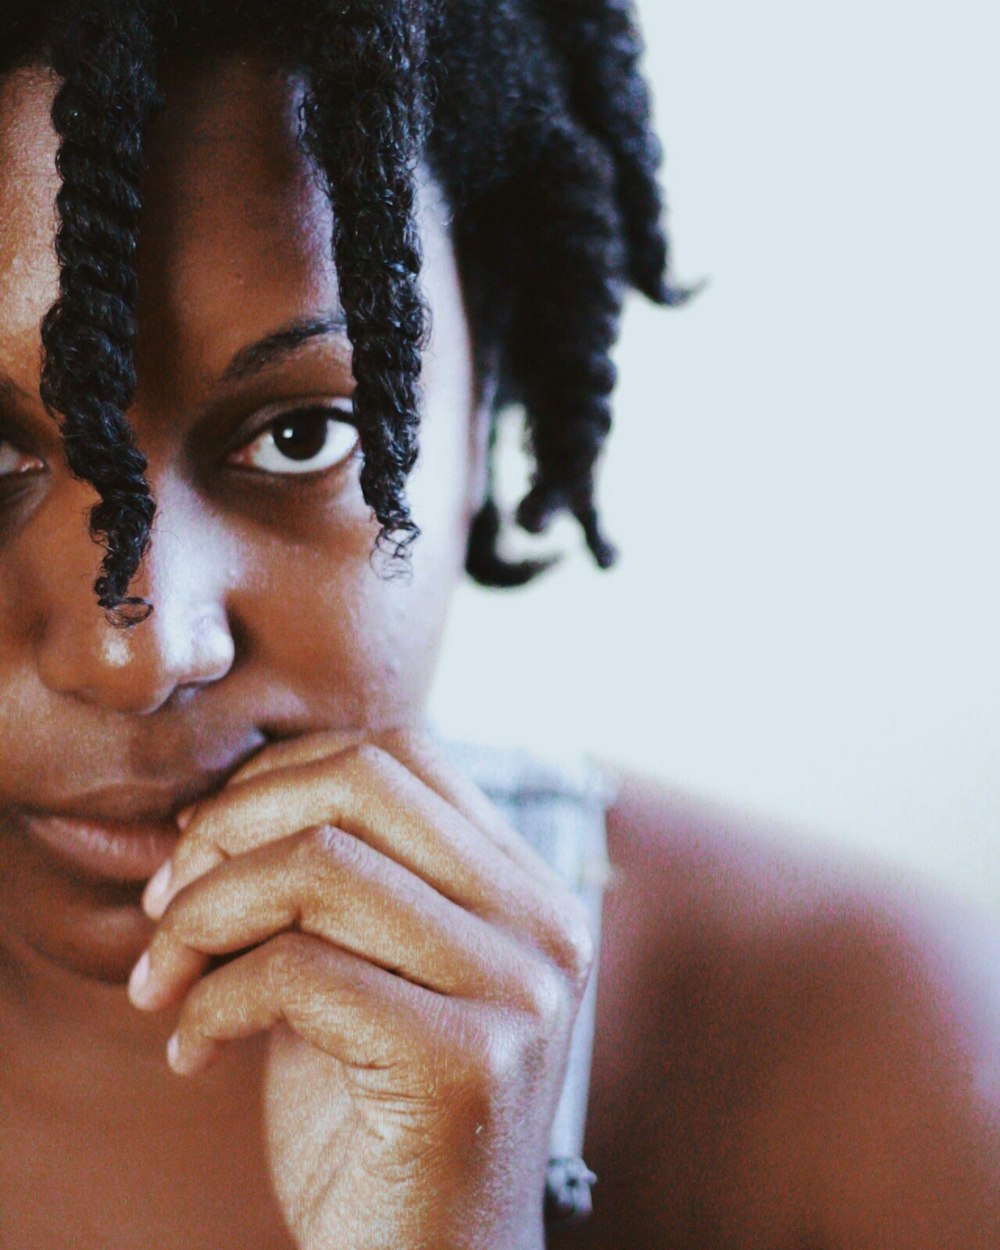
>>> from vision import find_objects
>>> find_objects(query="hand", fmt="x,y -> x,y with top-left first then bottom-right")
127,728 -> 595,1250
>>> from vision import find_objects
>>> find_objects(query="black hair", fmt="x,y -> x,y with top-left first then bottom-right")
2,0 -> 688,625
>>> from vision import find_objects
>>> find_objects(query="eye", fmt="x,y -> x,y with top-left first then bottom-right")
228,404 -> 359,477
0,439 -> 43,477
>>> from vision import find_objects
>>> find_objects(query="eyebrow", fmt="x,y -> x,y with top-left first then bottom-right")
222,313 -> 350,384
0,315 -> 350,406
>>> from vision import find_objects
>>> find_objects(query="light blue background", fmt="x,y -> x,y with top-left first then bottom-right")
430,0 -> 1000,912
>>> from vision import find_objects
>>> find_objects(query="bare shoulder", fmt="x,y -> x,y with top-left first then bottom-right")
553,768 -> 1000,1250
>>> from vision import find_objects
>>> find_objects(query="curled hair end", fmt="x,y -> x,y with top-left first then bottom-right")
102,596 -> 154,629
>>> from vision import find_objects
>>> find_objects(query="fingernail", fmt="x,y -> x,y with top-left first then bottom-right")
142,859 -> 173,918
127,950 -> 152,1007
176,806 -> 195,832
166,1030 -> 182,1071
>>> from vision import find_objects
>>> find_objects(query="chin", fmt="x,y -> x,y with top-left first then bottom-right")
0,826 -> 157,985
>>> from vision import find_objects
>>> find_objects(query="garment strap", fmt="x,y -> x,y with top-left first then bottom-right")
436,738 -> 617,1166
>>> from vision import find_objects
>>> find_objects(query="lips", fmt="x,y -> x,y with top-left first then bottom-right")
20,811 -> 181,883
6,740 -> 274,887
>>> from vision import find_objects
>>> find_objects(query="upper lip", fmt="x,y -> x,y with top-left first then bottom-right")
28,767 -> 250,825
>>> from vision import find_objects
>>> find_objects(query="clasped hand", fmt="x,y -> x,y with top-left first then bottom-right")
127,729 -> 595,1250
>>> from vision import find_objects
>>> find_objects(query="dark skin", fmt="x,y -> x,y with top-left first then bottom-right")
1,56 -> 998,1250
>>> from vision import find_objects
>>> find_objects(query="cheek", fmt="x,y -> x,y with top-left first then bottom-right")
251,236 -> 476,727
246,530 -> 458,730
240,399 -> 471,729
294,565 -> 448,724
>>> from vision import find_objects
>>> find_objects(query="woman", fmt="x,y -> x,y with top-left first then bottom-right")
1,2 -> 998,1247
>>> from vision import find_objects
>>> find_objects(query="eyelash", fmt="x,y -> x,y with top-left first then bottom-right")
0,438 -> 43,478
0,403 -> 360,486
226,403 -> 360,478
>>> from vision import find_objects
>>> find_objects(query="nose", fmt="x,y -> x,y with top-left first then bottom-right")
31,481 -> 236,715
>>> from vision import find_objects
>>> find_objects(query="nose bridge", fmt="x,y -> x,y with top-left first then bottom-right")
33,479 -> 235,714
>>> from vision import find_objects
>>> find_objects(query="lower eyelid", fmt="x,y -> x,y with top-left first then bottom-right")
228,412 -> 359,475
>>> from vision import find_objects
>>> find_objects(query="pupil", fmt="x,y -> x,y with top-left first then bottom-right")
273,412 -> 328,461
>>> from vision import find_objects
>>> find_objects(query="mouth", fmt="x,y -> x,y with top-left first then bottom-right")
18,810 -> 181,884
6,737 -> 282,889
7,753 -> 263,886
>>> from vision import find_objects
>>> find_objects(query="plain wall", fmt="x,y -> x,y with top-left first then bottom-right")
428,0 -> 1000,912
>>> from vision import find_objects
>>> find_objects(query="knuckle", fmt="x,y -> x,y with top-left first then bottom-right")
266,931 -> 317,992
536,893 -> 595,989
477,1006 -> 558,1102
331,742 -> 400,811
340,740 -> 392,780
518,963 -> 566,1034
296,822 -> 368,879
554,901 -> 596,987
373,725 -> 424,756
379,727 -> 441,773
480,1029 -> 521,1094
299,821 -> 344,861
454,1009 -> 521,1092
269,929 -> 314,970
436,1006 -> 561,1125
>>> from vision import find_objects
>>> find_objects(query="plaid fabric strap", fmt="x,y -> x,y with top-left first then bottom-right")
435,736 -> 618,1227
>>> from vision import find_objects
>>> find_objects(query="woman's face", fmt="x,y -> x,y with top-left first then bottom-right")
0,57 -> 481,983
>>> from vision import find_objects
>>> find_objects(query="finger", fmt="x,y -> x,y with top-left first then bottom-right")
371,728 -> 570,888
304,730 -> 595,972
144,734 -> 593,985
146,743 -> 561,940
224,728 -> 369,787
165,930 -> 482,1079
133,823 -> 538,1013
218,725 -> 564,887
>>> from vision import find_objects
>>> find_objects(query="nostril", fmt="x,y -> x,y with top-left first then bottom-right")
159,681 -> 213,714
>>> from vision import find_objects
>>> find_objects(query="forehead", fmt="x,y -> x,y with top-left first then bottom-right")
137,55 -> 339,386
0,56 -> 463,401
0,67 -> 60,353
